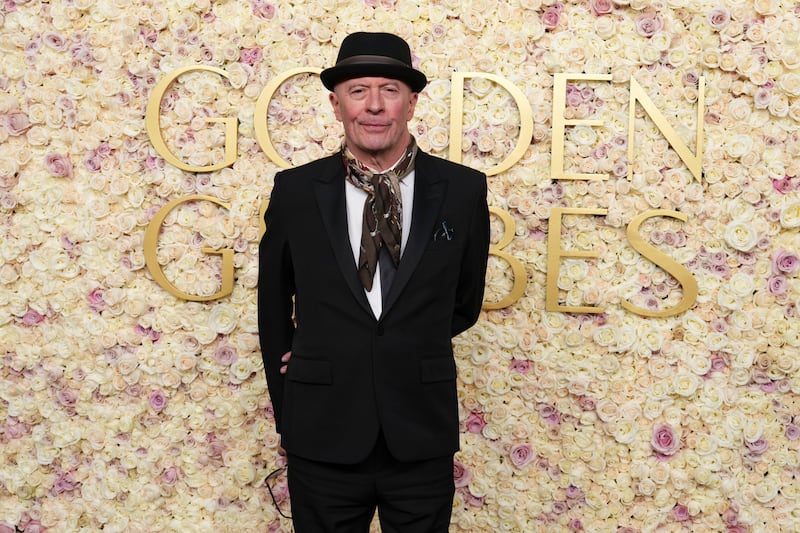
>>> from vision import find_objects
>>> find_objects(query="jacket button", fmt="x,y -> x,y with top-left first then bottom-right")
376,325 -> 384,336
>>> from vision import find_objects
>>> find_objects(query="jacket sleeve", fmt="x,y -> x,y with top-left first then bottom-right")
258,173 -> 295,432
451,172 -> 489,337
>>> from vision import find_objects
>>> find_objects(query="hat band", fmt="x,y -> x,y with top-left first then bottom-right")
334,54 -> 412,69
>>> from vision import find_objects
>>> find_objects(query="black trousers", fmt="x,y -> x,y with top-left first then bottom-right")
286,432 -> 455,533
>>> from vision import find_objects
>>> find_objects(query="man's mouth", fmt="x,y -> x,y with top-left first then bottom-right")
361,122 -> 390,130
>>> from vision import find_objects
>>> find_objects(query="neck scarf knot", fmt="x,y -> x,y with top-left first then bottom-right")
343,138 -> 417,291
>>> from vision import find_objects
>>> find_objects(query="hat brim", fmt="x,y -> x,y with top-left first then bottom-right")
321,63 -> 427,93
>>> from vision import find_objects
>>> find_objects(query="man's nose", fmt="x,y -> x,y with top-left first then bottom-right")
366,89 -> 384,112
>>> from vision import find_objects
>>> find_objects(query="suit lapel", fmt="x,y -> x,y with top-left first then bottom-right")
382,152 -> 446,313
313,156 -> 374,317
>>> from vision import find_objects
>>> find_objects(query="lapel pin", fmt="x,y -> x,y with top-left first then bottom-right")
434,221 -> 454,241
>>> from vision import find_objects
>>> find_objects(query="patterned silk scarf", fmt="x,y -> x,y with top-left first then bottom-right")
343,138 -> 418,291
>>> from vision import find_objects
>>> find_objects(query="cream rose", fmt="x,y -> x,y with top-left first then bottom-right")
723,220 -> 759,252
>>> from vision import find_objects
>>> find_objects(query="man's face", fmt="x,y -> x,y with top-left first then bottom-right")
329,76 -> 418,168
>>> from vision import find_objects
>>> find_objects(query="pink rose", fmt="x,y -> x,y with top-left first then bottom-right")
590,0 -> 614,16
149,389 -> 168,412
510,359 -> 530,373
542,7 -> 561,30
87,287 -> 106,312
213,342 -> 238,365
723,507 -> 739,525
634,12 -> 664,38
754,87 -> 771,109
785,424 -> 800,440
161,466 -> 180,485
135,324 -> 161,342
0,525 -> 15,533
45,152 -> 73,178
464,412 -> 486,434
651,423 -> 680,457
464,492 -> 484,507
538,403 -> 561,426
509,443 -> 536,468
21,308 -> 45,326
772,177 -> 795,194
709,354 -> 727,373
52,471 -> 79,494
240,47 -> 263,65
745,438 -> 768,456
565,84 -> 583,107
577,395 -> 596,411
252,0 -> 275,19
4,111 -> 30,135
707,7 -> 730,29
772,249 -> 799,274
83,142 -> 110,171
568,519 -> 584,531
565,484 -> 584,501
683,72 -> 700,86
5,421 -> 27,439
182,335 -> 201,353
673,503 -> 690,521
56,388 -> 78,407
453,459 -> 472,488
20,520 -> 45,533
767,274 -> 787,295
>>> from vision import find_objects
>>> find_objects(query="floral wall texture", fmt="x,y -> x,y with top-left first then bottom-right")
1,0 -> 800,531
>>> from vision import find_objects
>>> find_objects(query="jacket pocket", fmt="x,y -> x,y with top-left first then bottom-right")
420,357 -> 456,383
287,358 -> 333,385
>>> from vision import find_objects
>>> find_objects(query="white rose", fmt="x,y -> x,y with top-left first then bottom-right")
724,133 -> 754,159
685,352 -> 711,375
727,272 -> 755,297
724,220 -> 758,252
570,125 -> 598,146
594,17 -> 616,39
753,480 -> 779,503
742,417 -> 764,443
780,199 -> 800,228
229,358 -> 255,383
612,419 -> 639,444
694,432 -> 718,456
593,325 -> 617,347
753,0 -> 778,15
595,398 -> 620,423
208,303 -> 238,334
672,373 -> 700,397
778,72 -> 800,96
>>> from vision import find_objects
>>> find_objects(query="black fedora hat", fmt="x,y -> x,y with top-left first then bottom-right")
320,32 -> 427,93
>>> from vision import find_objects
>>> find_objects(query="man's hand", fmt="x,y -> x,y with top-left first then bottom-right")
280,351 -> 291,374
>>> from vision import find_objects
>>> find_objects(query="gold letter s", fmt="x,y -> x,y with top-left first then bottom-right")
623,209 -> 698,317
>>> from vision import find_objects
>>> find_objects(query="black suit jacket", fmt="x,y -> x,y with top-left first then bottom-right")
258,150 -> 489,463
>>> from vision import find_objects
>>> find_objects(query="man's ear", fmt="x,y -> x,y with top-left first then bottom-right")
407,92 -> 419,120
329,91 -> 342,122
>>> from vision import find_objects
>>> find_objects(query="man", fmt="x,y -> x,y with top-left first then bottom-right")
258,32 -> 489,532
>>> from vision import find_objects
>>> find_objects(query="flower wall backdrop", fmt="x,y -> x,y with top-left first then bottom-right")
1,0 -> 800,532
